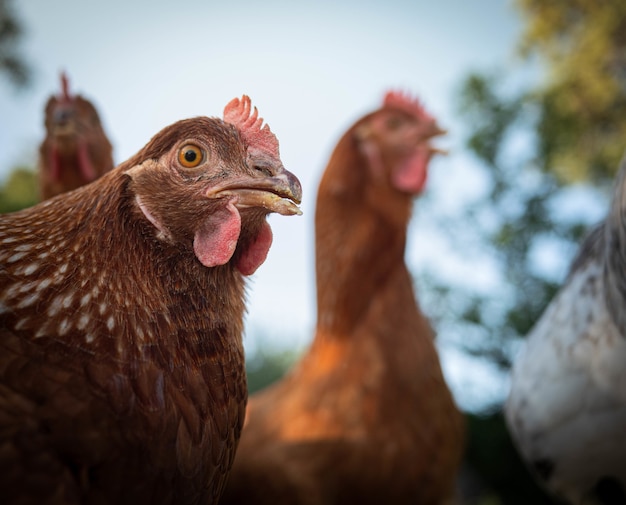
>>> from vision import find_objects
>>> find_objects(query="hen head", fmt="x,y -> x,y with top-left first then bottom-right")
353,90 -> 445,196
124,95 -> 302,276
40,72 -> 114,197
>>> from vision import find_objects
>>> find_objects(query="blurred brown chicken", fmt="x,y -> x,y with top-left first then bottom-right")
0,96 -> 301,504
221,91 -> 464,505
38,72 -> 114,200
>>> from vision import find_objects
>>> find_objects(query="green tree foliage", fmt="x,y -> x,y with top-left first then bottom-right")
0,166 -> 37,213
426,72 -> 595,372
424,0 -> 626,393
0,0 -> 31,88
516,0 -> 626,182
245,346 -> 298,394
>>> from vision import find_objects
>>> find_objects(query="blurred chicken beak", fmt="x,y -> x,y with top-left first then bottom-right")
426,125 -> 448,157
430,125 -> 447,137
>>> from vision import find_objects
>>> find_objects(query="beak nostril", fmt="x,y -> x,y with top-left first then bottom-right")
254,165 -> 273,177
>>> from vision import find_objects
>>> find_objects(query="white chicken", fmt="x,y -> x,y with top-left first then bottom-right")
506,155 -> 626,505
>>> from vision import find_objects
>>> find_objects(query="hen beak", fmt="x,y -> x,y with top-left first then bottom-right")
206,170 -> 303,216
429,125 -> 447,138
431,148 -> 449,156
425,124 -> 448,157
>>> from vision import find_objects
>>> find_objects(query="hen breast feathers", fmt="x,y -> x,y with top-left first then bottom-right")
0,97 -> 301,505
506,155 -> 626,504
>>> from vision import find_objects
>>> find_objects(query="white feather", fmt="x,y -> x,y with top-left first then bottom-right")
506,259 -> 626,503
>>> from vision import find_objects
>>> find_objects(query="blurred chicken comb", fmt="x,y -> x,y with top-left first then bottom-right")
60,71 -> 72,102
383,90 -> 434,123
223,95 -> 280,160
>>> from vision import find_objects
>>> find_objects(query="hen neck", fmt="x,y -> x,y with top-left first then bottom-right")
314,147 -> 413,337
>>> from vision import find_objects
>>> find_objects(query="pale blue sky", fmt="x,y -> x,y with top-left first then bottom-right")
0,0 -> 536,410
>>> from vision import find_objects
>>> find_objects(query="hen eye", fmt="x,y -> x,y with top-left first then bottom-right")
386,116 -> 403,130
178,144 -> 204,168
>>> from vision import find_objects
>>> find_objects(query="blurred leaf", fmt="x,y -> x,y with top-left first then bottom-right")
0,0 -> 31,88
0,166 -> 38,213
515,0 -> 626,182
246,346 -> 297,394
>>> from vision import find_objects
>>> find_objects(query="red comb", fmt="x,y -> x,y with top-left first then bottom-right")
223,95 -> 280,159
383,90 -> 434,123
59,71 -> 72,102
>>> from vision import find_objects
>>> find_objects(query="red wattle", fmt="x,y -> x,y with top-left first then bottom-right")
77,141 -> 98,181
235,221 -> 273,276
392,149 -> 429,194
193,202 -> 241,268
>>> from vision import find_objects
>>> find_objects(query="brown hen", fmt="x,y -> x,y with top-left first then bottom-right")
38,72 -> 114,200
0,96 -> 301,505
221,91 -> 464,505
